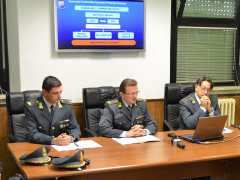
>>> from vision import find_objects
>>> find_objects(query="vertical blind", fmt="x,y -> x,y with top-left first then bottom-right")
176,26 -> 236,83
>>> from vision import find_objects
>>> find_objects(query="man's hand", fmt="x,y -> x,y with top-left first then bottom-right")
200,96 -> 212,112
126,125 -> 146,137
52,133 -> 72,146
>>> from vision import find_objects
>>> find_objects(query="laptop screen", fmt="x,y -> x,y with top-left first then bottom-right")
193,115 -> 228,140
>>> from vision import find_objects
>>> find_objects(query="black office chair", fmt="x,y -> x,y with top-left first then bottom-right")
163,83 -> 195,131
83,86 -> 119,137
6,90 -> 42,142
8,173 -> 26,180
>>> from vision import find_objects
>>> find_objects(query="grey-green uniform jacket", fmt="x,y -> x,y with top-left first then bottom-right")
99,97 -> 158,138
179,92 -> 221,129
24,96 -> 81,144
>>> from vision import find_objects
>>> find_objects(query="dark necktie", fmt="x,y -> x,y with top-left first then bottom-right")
127,106 -> 132,117
50,105 -> 54,115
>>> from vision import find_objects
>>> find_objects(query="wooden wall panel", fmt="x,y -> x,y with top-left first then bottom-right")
147,99 -> 164,132
0,106 -> 21,180
73,103 -> 86,137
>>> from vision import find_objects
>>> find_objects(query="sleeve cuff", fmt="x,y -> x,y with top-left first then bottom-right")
200,107 -> 207,113
144,129 -> 150,135
70,136 -> 76,143
120,131 -> 127,138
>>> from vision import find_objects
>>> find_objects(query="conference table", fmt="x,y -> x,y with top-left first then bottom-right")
7,128 -> 240,180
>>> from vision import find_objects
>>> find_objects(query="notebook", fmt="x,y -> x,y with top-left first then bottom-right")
179,115 -> 228,143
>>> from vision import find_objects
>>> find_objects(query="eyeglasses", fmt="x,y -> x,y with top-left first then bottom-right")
200,87 -> 211,93
124,91 -> 140,96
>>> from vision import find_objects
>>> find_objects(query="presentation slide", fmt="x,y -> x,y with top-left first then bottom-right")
55,0 -> 144,50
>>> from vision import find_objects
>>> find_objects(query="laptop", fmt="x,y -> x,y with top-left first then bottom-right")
179,115 -> 228,143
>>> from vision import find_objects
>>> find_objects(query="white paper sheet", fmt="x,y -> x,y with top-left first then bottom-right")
222,127 -> 234,134
52,140 -> 102,151
112,135 -> 161,145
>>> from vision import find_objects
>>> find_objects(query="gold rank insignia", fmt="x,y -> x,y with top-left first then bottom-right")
60,99 -> 72,104
137,98 -> 146,102
43,147 -> 47,158
106,100 -> 118,105
26,100 -> 39,107
58,102 -> 62,109
39,102 -> 43,109
182,97 -> 195,104
118,101 -> 122,108
192,98 -> 195,104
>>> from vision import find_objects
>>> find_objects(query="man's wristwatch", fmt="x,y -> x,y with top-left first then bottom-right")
144,129 -> 148,135
70,136 -> 75,143
209,107 -> 214,113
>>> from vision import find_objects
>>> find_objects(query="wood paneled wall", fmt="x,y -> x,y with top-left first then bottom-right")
0,106 -> 21,180
0,95 -> 239,179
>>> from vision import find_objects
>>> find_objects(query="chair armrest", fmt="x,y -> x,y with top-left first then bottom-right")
163,120 -> 175,131
84,128 -> 98,137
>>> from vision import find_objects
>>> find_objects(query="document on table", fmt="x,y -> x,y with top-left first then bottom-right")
222,127 -> 234,134
112,135 -> 161,145
52,140 -> 102,151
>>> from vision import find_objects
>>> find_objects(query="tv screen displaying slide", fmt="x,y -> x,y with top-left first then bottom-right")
54,0 -> 145,52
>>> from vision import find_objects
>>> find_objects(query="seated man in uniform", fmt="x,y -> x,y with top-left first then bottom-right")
179,76 -> 221,129
24,76 -> 81,145
99,78 -> 157,138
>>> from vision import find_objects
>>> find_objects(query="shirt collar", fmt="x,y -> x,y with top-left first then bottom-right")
195,93 -> 201,105
122,99 -> 132,108
43,96 -> 56,110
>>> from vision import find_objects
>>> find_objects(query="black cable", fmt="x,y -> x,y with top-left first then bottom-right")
196,135 -> 240,144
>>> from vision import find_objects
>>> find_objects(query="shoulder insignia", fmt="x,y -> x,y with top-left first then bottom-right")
182,97 -> 195,104
60,99 -> 72,105
118,101 -> 122,108
39,102 -> 43,109
26,100 -> 39,107
106,100 -> 118,105
58,102 -> 63,109
137,98 -> 146,102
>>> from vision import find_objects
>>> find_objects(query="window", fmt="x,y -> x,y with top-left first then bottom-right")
171,0 -> 240,85
177,0 -> 239,19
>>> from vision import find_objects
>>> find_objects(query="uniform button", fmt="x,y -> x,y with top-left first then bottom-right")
52,136 -> 54,137
52,127 -> 55,130
39,126 -> 42,129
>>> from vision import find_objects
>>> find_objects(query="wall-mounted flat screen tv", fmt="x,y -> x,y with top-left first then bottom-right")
54,0 -> 145,52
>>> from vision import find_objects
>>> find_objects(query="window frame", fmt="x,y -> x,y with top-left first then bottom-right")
170,0 -> 240,86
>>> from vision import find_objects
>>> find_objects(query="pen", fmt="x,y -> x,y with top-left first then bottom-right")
74,143 -> 79,148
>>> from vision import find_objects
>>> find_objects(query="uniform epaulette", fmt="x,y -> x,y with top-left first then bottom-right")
106,100 -> 118,105
137,98 -> 146,102
60,99 -> 72,104
182,97 -> 195,104
26,100 -> 39,107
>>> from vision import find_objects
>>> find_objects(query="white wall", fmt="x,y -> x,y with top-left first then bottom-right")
7,0 -> 171,102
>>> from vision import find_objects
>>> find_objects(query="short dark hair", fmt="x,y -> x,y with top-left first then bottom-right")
42,76 -> 62,92
119,78 -> 138,93
196,76 -> 214,89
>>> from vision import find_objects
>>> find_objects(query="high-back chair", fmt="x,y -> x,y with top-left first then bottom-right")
83,87 -> 119,137
6,90 -> 42,142
164,83 -> 195,131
